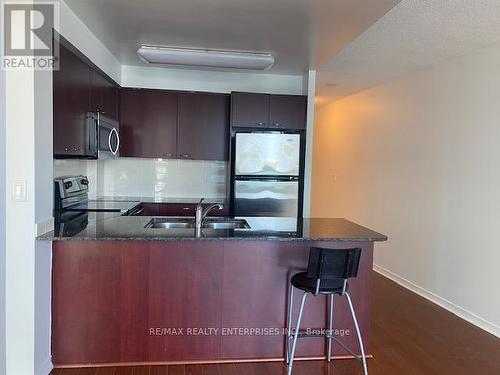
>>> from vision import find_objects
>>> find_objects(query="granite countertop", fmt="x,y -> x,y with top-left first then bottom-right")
37,215 -> 387,242
95,196 -> 227,204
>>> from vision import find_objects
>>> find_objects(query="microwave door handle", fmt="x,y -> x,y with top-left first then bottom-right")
109,127 -> 119,155
115,128 -> 120,155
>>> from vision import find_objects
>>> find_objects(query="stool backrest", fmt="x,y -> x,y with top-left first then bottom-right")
306,247 -> 362,280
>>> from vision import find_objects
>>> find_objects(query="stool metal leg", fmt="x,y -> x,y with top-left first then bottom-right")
345,292 -> 368,375
327,293 -> 334,362
286,285 -> 294,364
287,291 -> 307,375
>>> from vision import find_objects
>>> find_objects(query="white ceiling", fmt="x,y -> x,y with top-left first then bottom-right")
63,0 -> 400,74
317,0 -> 500,100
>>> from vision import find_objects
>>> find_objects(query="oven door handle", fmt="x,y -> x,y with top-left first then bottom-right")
109,127 -> 120,156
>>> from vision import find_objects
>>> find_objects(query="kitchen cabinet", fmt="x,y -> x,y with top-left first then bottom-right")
157,203 -> 196,216
120,88 -> 178,159
53,44 -> 92,158
52,239 -> 374,364
231,92 -> 269,128
120,90 -> 230,161
89,68 -> 118,119
53,38 -> 119,158
141,203 -> 159,216
140,203 -> 228,217
178,93 -> 230,160
269,94 -> 307,130
231,92 -> 307,130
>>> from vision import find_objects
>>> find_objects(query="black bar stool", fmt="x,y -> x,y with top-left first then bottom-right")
286,247 -> 368,375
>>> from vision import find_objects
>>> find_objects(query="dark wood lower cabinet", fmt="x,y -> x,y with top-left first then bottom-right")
140,203 -> 228,217
52,240 -> 373,365
50,270 -> 500,375
141,203 -> 159,216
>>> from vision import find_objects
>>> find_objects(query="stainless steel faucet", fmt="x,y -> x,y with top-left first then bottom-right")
195,198 -> 223,229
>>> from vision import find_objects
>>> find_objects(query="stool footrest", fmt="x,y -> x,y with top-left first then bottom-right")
287,331 -> 364,363
298,332 -> 332,338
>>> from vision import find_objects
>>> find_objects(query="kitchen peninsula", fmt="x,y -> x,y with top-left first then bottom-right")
38,216 -> 386,367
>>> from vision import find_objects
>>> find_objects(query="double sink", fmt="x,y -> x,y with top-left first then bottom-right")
145,217 -> 250,230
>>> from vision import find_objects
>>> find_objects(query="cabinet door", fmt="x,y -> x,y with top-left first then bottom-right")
120,89 -> 178,159
157,203 -> 196,216
53,44 -> 91,157
141,203 -> 228,217
90,68 -> 117,119
269,95 -> 307,130
142,203 -> 159,216
178,93 -> 230,160
231,92 -> 269,128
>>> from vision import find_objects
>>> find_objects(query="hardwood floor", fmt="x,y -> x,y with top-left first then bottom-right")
50,272 -> 500,375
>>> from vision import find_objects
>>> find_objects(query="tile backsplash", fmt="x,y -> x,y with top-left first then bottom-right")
54,158 -> 227,199
54,159 -> 100,198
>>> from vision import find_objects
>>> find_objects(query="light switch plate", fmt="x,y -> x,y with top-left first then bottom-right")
12,179 -> 27,202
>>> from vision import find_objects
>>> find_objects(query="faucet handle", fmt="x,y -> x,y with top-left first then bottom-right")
198,198 -> 205,206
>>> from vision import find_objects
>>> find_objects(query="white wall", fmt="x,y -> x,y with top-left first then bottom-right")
121,65 -> 305,94
3,1 -> 122,374
6,65 -> 37,375
33,67 -> 53,375
311,42 -> 500,337
58,0 -> 121,82
302,70 -> 316,217
0,59 -> 7,375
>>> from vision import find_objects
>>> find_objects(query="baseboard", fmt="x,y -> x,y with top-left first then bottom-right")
373,264 -> 500,339
35,356 -> 53,375
54,355 -> 373,368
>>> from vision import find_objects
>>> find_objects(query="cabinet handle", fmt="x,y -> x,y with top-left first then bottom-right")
256,122 -> 266,126
181,153 -> 191,159
164,153 -> 173,158
273,123 -> 281,127
182,207 -> 190,210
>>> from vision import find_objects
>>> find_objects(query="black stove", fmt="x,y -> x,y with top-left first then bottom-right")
54,175 -> 143,235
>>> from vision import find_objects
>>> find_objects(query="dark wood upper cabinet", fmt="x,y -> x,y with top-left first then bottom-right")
120,89 -> 178,159
231,92 -> 307,130
89,68 -> 118,119
178,93 -> 230,161
269,95 -> 307,130
53,35 -> 119,158
53,44 -> 92,158
231,92 -> 269,128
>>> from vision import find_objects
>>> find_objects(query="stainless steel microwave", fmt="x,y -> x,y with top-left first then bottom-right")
87,112 -> 120,159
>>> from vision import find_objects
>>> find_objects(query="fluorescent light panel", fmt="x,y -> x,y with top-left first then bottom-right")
137,45 -> 275,70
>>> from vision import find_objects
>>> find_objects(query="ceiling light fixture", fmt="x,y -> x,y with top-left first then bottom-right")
137,45 -> 275,70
